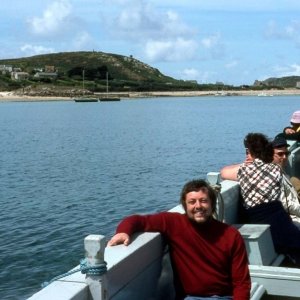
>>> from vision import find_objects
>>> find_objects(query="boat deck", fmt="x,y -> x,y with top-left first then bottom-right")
28,140 -> 300,300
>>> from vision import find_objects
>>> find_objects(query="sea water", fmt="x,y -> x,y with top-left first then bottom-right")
1,96 -> 299,299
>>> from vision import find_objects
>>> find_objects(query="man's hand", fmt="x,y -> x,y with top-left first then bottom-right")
107,233 -> 131,246
285,128 -> 295,134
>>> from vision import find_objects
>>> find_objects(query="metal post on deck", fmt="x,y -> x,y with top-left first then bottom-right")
207,172 -> 224,221
84,234 -> 107,300
207,172 -> 221,186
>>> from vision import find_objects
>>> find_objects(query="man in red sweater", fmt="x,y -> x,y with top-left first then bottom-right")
108,179 -> 251,300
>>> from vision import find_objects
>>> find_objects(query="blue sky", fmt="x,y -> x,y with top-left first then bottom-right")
2,0 -> 300,86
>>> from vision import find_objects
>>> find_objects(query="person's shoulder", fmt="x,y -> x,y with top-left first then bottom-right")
159,211 -> 186,220
268,162 -> 282,173
238,161 -> 250,171
225,223 -> 244,239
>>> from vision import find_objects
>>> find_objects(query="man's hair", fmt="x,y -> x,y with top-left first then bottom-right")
180,179 -> 217,213
244,132 -> 273,163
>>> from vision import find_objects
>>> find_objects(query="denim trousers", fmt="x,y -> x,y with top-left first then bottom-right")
185,296 -> 233,300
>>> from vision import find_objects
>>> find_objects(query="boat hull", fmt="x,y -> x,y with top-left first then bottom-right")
74,98 -> 99,102
99,97 -> 120,102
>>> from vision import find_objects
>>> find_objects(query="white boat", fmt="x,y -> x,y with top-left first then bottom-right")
257,92 -> 273,97
28,140 -> 300,300
214,91 -> 228,96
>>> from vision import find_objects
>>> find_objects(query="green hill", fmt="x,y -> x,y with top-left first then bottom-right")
0,51 -> 172,82
1,51 -> 299,96
263,76 -> 300,88
0,51 -> 199,94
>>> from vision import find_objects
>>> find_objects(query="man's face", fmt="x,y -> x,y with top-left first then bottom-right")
273,146 -> 289,168
185,189 -> 213,224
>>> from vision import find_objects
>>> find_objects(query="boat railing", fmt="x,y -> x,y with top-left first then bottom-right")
28,140 -> 300,300
28,176 -> 280,300
286,140 -> 300,177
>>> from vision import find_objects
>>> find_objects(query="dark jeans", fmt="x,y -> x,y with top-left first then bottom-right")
245,200 -> 300,265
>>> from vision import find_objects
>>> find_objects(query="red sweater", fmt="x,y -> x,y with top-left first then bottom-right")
116,212 -> 251,300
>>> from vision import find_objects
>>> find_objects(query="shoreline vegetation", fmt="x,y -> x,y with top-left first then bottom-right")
1,89 -> 300,102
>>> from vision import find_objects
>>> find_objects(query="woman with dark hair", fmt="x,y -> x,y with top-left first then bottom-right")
220,132 -> 274,181
243,132 -> 274,163
221,132 -> 300,266
238,133 -> 281,209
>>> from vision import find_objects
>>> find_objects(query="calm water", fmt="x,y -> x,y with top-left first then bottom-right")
1,96 -> 299,299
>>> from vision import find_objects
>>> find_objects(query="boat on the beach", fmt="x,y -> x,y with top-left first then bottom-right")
214,91 -> 228,96
73,97 -> 99,102
73,69 -> 99,102
257,92 -> 273,97
99,72 -> 120,102
28,140 -> 300,300
99,97 -> 120,102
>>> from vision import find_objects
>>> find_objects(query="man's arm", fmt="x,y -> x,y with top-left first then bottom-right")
280,130 -> 300,141
107,213 -> 169,247
107,215 -> 143,247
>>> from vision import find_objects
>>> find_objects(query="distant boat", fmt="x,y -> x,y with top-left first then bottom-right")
74,69 -> 99,102
99,97 -> 120,102
214,91 -> 228,96
257,92 -> 273,97
74,97 -> 98,102
99,72 -> 120,102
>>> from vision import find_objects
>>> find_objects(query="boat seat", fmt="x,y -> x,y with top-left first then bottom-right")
234,224 -> 285,266
250,282 -> 266,300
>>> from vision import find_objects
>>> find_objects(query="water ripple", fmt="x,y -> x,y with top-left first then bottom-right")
1,97 -> 300,299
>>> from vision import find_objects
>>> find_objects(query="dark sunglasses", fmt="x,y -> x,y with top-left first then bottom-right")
275,151 -> 289,157
245,148 -> 250,155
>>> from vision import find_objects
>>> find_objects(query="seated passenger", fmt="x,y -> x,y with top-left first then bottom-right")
280,110 -> 300,140
272,135 -> 300,227
108,179 -> 251,300
221,132 -> 300,266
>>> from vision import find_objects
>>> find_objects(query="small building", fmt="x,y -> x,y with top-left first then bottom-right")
0,64 -> 13,74
11,72 -> 29,81
45,65 -> 56,73
33,72 -> 58,80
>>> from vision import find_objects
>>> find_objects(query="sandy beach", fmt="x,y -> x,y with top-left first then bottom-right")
0,91 -> 72,102
1,89 -> 300,102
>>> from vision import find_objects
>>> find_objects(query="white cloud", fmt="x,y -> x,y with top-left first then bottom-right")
265,20 -> 300,39
20,44 -> 55,55
145,38 -> 197,62
182,68 -> 199,79
112,2 -> 194,40
72,31 -> 93,50
151,0 -> 300,12
201,33 -> 222,49
201,33 -> 225,59
225,60 -> 238,68
102,1 -> 199,63
274,63 -> 300,77
28,0 -> 72,36
174,67 -> 217,84
197,71 -> 217,84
